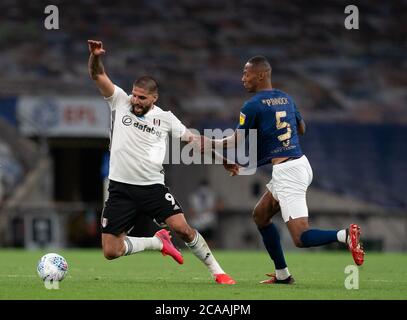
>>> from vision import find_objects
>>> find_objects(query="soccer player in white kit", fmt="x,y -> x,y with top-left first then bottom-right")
87,40 -> 235,285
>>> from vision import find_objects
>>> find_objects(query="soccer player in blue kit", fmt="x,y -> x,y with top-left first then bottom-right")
212,56 -> 365,284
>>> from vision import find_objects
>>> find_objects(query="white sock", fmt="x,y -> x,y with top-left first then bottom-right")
123,236 -> 163,255
186,231 -> 225,275
337,230 -> 347,244
275,267 -> 291,280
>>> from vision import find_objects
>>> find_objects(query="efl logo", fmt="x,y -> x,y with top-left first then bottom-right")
239,113 -> 246,126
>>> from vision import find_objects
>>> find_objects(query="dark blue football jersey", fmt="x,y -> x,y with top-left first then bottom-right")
237,89 -> 303,167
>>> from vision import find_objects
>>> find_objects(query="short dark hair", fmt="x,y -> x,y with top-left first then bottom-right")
133,76 -> 159,93
247,55 -> 272,73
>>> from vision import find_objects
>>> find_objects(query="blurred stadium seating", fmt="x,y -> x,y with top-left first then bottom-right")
0,117 -> 40,205
0,0 -> 406,249
0,0 -> 405,121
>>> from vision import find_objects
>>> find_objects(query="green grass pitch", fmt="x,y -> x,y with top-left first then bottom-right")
0,249 -> 406,300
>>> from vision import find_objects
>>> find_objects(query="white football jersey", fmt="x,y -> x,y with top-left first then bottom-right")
105,85 -> 186,185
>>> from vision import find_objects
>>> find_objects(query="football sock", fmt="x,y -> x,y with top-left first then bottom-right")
337,229 -> 347,243
300,229 -> 339,247
186,231 -> 224,275
275,267 -> 291,280
258,223 -> 288,271
123,236 -> 162,255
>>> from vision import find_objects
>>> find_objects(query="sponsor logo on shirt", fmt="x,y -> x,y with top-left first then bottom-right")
134,121 -> 162,138
122,115 -> 133,126
121,115 -> 163,137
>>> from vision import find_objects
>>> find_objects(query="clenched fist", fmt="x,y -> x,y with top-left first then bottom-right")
88,40 -> 106,56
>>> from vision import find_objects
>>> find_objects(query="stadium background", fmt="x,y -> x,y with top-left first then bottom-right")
0,0 -> 406,257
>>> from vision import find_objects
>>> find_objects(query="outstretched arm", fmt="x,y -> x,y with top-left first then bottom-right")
88,40 -> 114,98
181,131 -> 240,176
211,130 -> 245,149
210,132 -> 242,176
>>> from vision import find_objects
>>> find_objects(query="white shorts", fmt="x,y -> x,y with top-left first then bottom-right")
266,155 -> 313,223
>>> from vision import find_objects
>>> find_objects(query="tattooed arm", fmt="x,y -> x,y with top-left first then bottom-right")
87,40 -> 114,97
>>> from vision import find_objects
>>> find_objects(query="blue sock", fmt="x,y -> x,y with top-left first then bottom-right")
258,223 -> 287,270
300,229 -> 339,247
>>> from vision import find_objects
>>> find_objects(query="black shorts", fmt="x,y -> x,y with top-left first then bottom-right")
101,180 -> 183,235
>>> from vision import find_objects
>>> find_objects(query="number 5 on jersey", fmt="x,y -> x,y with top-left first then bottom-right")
276,111 -> 292,147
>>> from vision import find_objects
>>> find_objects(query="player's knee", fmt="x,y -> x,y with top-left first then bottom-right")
103,252 -> 118,260
252,206 -> 260,224
252,207 -> 269,228
103,246 -> 122,260
292,237 -> 304,248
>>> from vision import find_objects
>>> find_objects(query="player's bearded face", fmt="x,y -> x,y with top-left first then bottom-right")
130,87 -> 158,116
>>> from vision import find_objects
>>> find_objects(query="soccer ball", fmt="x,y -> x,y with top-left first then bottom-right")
37,253 -> 68,282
